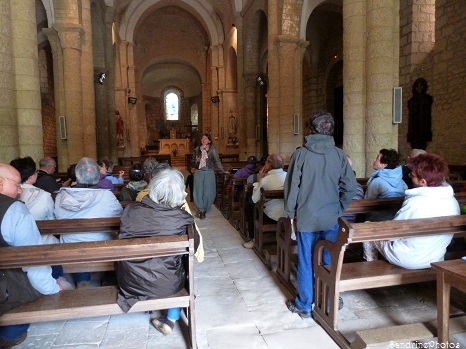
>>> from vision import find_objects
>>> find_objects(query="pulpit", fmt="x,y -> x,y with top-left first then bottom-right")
159,139 -> 190,158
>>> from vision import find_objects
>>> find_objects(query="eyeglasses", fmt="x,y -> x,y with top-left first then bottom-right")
1,177 -> 22,188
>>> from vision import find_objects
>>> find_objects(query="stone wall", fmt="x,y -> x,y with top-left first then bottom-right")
39,46 -> 56,159
399,0 -> 466,165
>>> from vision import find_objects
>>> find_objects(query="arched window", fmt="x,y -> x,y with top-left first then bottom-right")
191,103 -> 198,126
165,91 -> 179,121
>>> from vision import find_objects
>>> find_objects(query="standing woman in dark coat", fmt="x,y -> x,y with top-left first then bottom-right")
115,168 -> 198,335
191,133 -> 224,219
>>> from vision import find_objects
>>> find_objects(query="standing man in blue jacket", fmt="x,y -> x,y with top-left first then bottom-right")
284,111 -> 357,318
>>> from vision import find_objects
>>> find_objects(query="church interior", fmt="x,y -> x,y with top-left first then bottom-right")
1,0 -> 466,348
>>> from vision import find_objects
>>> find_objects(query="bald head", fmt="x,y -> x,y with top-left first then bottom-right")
0,163 -> 23,199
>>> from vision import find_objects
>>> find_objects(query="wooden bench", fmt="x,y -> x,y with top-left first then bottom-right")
313,214 -> 466,349
276,193 -> 466,295
238,183 -> 253,241
0,225 -> 197,349
36,217 -> 122,273
227,176 -> 248,229
253,188 -> 285,268
449,164 -> 466,180
449,179 -> 466,193
276,196 -> 407,295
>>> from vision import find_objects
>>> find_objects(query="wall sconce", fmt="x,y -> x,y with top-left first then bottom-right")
211,96 -> 220,103
256,76 -> 265,87
98,72 -> 106,85
128,96 -> 137,105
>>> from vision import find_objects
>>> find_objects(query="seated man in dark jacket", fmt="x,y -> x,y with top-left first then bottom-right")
116,168 -> 201,335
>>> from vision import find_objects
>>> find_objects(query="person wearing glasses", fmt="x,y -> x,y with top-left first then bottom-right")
0,163 -> 67,348
10,156 -> 55,221
34,157 -> 60,194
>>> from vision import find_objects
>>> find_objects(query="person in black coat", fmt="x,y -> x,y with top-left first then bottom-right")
116,168 -> 198,335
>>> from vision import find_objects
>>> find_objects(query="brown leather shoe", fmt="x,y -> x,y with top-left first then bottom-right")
200,211 -> 206,219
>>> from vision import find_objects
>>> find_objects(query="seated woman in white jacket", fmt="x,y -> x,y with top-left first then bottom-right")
372,153 -> 460,269
10,156 -> 55,221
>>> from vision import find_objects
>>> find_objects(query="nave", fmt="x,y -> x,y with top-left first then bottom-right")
13,188 -> 466,349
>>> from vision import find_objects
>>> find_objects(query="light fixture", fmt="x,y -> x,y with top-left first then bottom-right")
256,76 -> 265,87
98,72 -> 106,85
211,96 -> 220,103
128,96 -> 137,105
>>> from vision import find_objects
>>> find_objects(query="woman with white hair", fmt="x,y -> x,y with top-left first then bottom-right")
115,168 -> 200,336
54,157 -> 123,288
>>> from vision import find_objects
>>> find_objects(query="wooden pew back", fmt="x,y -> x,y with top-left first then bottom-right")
312,215 -> 466,349
0,226 -> 197,348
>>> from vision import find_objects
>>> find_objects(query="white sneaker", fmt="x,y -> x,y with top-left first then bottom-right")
242,240 -> 255,249
152,316 -> 175,335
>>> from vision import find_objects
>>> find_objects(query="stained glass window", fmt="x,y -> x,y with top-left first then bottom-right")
165,92 -> 179,121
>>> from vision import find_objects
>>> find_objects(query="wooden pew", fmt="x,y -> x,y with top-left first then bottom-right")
238,183 -> 253,241
313,215 -> 466,349
227,176 -> 248,229
275,196 -> 405,295
275,193 -> 466,295
253,188 -> 285,268
449,164 -> 466,180
449,179 -> 466,193
0,226 -> 197,349
36,216 -> 122,273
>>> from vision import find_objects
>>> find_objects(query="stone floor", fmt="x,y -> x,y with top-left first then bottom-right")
13,200 -> 466,348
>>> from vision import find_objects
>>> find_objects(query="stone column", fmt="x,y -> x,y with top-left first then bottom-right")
267,0 -> 279,159
365,0 -> 399,175
105,7 -> 117,161
126,42 -> 140,156
43,28 -> 68,168
272,36 -> 307,161
58,27 -> 85,164
343,0 -> 366,177
80,0 -> 97,159
11,0 -> 43,161
0,0 -> 18,161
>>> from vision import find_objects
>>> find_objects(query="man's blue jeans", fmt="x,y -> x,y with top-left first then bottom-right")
167,307 -> 181,321
295,223 -> 339,312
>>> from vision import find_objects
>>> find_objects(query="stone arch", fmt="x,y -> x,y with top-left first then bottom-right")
299,0 -> 339,40
40,0 -> 54,27
118,0 -> 224,45
282,0 -> 304,37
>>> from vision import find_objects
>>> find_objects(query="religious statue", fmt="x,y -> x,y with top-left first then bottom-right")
407,78 -> 433,150
228,111 -> 238,145
115,110 -> 124,147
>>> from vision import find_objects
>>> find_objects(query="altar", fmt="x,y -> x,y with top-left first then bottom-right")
158,139 -> 190,157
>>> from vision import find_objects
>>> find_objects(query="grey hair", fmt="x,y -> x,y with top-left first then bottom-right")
147,168 -> 186,207
75,157 -> 100,185
143,157 -> 158,174
39,157 -> 55,168
308,111 -> 334,135
267,153 -> 284,169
